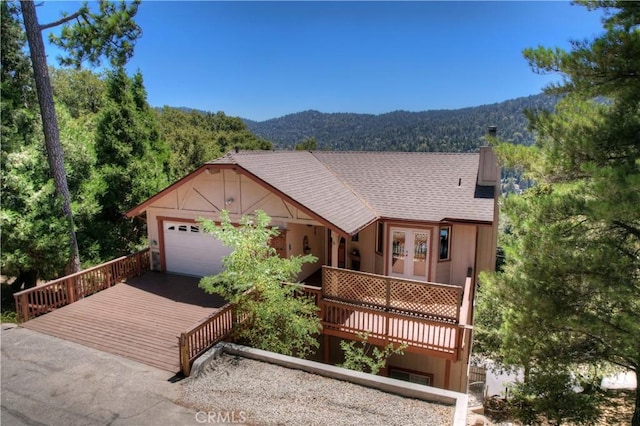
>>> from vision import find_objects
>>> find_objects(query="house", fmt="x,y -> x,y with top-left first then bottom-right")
126,148 -> 500,393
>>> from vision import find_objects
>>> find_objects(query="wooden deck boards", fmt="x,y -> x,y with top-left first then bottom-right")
22,272 -> 226,373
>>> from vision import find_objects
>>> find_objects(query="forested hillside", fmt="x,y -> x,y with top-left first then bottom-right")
244,94 -> 557,151
1,1 -> 270,288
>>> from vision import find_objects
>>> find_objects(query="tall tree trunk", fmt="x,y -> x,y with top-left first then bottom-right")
20,1 -> 80,274
633,368 -> 639,426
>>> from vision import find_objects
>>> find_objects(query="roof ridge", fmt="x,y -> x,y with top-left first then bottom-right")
310,151 -> 380,221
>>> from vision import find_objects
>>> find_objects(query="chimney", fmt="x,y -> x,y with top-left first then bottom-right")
478,126 -> 499,186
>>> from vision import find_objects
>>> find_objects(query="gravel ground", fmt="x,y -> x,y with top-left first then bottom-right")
180,354 -> 454,425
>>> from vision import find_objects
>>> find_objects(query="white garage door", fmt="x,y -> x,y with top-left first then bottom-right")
163,222 -> 232,277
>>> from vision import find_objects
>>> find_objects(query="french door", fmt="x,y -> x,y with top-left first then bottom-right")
389,227 -> 430,281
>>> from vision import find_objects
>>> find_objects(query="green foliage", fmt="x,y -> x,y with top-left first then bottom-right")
338,331 -> 407,375
156,107 -> 271,180
244,95 -> 557,151
0,310 -> 18,324
476,2 -> 640,424
51,68 -> 106,118
0,2 -> 37,156
0,2 -> 69,288
48,0 -> 142,68
294,137 -> 317,151
0,146 -> 70,285
199,210 -> 321,358
89,67 -> 170,258
507,368 -> 602,426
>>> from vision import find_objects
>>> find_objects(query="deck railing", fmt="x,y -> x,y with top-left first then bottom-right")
322,266 -> 463,323
179,302 -> 236,376
177,274 -> 473,375
178,283 -> 322,376
321,299 -> 463,359
13,249 -> 150,323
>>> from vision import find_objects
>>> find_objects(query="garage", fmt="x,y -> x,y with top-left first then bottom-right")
163,221 -> 232,277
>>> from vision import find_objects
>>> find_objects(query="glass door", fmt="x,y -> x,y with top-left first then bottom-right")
389,227 -> 430,281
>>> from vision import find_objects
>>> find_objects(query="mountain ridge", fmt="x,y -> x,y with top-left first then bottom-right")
240,93 -> 557,152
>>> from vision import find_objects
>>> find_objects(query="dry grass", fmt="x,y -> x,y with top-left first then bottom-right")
478,389 -> 636,425
598,389 -> 635,425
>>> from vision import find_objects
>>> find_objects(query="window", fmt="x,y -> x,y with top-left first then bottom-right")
439,226 -> 451,261
376,222 -> 384,254
389,367 -> 433,386
190,225 -> 200,233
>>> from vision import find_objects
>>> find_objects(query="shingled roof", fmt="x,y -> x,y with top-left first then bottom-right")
208,151 -> 377,235
207,150 -> 496,235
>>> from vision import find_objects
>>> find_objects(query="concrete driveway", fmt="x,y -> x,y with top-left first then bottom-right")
1,324 -> 198,426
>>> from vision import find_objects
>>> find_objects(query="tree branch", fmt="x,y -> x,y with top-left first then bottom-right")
39,11 -> 82,31
613,220 -> 640,239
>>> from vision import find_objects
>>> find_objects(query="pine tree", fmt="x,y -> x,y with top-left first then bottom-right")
1,2 -> 69,289
476,2 -> 640,424
19,0 -> 142,273
90,68 -> 170,258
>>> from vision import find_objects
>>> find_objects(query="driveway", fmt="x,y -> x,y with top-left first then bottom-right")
1,324 -> 197,426
20,272 -> 226,372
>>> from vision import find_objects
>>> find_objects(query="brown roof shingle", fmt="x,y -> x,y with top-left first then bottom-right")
209,151 -> 377,234
208,150 -> 495,234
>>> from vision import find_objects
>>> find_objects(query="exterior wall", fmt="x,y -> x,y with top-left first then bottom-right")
345,222 -> 376,274
325,335 -> 468,393
475,225 -> 497,276
143,169 -> 322,272
286,223 -> 325,281
449,224 -> 477,287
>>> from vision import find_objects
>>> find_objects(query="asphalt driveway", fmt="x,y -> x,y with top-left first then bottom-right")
1,324 -> 197,426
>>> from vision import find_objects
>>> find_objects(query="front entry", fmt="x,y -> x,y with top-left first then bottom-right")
389,227 -> 430,281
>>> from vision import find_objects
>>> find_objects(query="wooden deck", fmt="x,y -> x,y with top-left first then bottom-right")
22,272 -> 226,372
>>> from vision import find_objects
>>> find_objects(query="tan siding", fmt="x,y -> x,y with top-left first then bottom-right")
345,222 -> 376,274
287,223 -> 325,281
450,224 -> 477,287
476,225 -> 497,275
143,171 -> 324,274
435,260 -> 451,284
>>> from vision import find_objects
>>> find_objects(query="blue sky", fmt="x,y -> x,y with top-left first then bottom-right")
36,1 -> 605,121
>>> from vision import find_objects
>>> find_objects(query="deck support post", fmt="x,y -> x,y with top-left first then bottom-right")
330,230 -> 339,268
444,359 -> 451,390
323,334 -> 330,364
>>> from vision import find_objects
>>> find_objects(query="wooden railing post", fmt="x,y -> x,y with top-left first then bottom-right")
136,252 -> 142,276
14,293 -> 28,323
66,278 -> 76,304
385,276 -> 391,311
179,333 -> 191,376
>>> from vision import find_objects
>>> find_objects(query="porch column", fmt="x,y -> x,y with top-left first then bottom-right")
330,230 -> 340,268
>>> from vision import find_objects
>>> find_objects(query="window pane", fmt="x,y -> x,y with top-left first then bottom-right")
413,232 -> 428,277
391,231 -> 406,274
439,227 -> 450,260
376,222 -> 384,253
